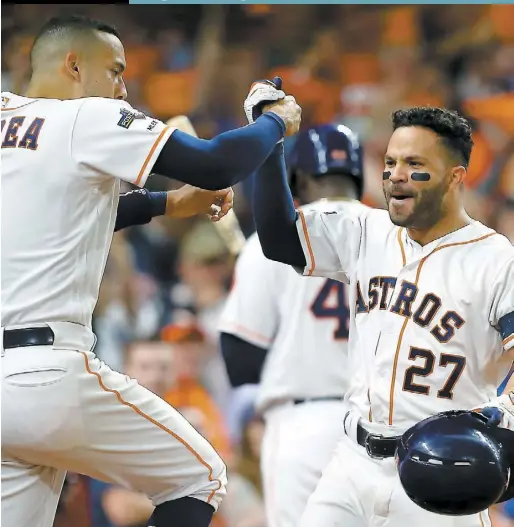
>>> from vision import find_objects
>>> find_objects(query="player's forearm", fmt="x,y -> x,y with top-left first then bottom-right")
252,142 -> 306,267
153,113 -> 285,190
220,332 -> 268,387
114,189 -> 167,231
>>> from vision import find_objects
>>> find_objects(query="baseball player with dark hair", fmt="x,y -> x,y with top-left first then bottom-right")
1,14 -> 301,527
249,92 -> 514,526
219,123 -> 368,527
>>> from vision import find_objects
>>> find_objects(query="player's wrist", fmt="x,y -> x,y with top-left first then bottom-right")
259,112 -> 286,137
164,190 -> 177,216
147,191 -> 168,218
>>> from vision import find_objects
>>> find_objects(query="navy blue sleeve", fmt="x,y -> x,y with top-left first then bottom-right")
114,189 -> 167,232
499,311 -> 514,345
220,332 -> 268,387
252,142 -> 306,267
153,113 -> 285,190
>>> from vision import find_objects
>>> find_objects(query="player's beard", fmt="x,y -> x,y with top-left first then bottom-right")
386,178 -> 449,229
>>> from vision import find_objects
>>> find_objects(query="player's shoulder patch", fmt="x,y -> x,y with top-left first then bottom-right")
2,95 -> 10,108
117,107 -> 147,129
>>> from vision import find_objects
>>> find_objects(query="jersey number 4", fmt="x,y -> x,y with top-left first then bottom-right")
403,347 -> 466,400
310,279 -> 349,339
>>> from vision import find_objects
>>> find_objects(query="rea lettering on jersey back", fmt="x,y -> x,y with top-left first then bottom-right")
356,276 -> 465,343
1,116 -> 45,150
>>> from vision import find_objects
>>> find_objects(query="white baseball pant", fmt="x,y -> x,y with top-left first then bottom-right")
261,399 -> 348,527
1,322 -> 227,527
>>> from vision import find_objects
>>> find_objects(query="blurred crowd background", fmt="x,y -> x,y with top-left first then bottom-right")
2,3 -> 514,527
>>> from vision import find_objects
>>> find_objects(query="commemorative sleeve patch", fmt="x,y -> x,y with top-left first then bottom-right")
117,108 -> 146,129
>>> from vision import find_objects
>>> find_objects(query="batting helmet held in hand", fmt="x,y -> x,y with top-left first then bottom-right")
287,123 -> 364,199
396,410 -> 513,516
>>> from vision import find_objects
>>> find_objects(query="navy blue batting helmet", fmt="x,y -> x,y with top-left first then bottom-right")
287,124 -> 364,199
396,410 -> 512,516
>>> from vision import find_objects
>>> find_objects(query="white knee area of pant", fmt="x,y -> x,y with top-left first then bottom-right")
151,447 -> 227,511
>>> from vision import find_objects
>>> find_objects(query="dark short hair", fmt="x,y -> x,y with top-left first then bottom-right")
392,107 -> 474,167
30,15 -> 120,69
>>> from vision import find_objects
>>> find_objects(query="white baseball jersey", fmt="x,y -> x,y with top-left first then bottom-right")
220,199 -> 368,413
1,92 -> 174,329
296,205 -> 514,431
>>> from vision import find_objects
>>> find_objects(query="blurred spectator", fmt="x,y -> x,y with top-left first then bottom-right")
93,232 -> 139,372
161,321 -> 232,461
1,32 -> 32,94
217,416 -> 267,527
497,202 -> 514,243
236,411 -> 265,497
156,27 -> 195,72
53,474 -> 91,527
456,43 -> 506,100
175,221 -> 233,342
170,221 -> 235,414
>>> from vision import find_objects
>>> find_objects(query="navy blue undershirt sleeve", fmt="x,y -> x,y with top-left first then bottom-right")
499,311 -> 514,345
153,113 -> 285,190
114,189 -> 167,232
148,191 -> 168,217
252,142 -> 306,268
220,332 -> 268,387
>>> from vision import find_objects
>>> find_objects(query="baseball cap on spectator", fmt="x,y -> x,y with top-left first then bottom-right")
179,221 -> 229,264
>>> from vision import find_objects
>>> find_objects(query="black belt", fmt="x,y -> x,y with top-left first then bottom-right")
3,327 -> 55,349
356,423 -> 400,459
293,396 -> 344,405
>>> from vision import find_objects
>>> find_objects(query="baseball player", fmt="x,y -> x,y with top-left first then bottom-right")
251,102 -> 514,526
1,15 -> 300,527
219,123 -> 368,527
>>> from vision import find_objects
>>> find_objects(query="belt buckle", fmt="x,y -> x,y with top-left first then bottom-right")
364,432 -> 387,459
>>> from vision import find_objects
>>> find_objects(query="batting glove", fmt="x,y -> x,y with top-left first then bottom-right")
474,391 -> 514,430
243,77 -> 285,125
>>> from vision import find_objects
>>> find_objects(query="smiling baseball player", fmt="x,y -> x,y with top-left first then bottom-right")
251,103 -> 514,526
1,14 -> 301,527
219,123 -> 368,527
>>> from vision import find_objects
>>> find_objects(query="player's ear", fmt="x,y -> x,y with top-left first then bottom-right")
64,52 -> 81,82
450,166 -> 466,189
